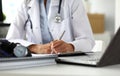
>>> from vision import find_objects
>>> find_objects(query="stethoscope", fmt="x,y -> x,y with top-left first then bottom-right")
24,0 -> 62,30
55,0 -> 62,23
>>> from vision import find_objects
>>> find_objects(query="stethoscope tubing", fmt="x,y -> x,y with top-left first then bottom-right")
58,0 -> 62,14
24,0 -> 62,30
24,13 -> 33,30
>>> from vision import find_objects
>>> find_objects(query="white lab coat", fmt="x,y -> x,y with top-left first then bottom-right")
6,0 -> 95,52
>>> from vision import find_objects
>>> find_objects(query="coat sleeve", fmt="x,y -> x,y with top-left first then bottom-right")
6,0 -> 34,47
69,0 -> 95,52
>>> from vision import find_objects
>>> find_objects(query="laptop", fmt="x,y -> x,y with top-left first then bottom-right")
56,27 -> 120,67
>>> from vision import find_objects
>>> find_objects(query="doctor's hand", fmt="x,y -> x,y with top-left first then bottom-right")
28,43 -> 52,54
51,40 -> 74,54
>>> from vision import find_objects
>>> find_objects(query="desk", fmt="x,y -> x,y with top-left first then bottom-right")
0,64 -> 120,76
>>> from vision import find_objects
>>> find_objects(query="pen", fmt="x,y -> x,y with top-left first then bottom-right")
58,30 -> 66,40
51,30 -> 66,54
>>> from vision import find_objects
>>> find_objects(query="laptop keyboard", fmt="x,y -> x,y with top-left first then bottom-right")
57,52 -> 105,65
80,54 -> 100,62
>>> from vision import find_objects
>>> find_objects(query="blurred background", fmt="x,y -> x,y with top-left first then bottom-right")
0,0 -> 119,52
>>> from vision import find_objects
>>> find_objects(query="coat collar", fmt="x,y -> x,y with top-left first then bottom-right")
27,0 -> 37,8
51,0 -> 60,6
27,0 -> 62,8
27,0 -> 40,14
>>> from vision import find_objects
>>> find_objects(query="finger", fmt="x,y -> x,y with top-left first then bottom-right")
50,42 -> 57,54
55,44 -> 68,53
53,49 -> 58,54
51,48 -> 58,54
50,40 -> 58,43
50,40 -> 58,47
54,47 -> 64,53
51,40 -> 59,44
52,40 -> 63,48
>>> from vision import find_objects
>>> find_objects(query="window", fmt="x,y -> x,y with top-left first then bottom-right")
2,0 -> 24,23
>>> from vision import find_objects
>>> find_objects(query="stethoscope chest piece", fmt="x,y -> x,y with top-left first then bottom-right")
55,0 -> 62,23
55,14 -> 62,23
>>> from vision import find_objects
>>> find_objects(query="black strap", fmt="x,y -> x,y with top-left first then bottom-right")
58,52 -> 87,57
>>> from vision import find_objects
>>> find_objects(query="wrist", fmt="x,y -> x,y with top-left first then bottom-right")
67,43 -> 74,53
28,44 -> 41,53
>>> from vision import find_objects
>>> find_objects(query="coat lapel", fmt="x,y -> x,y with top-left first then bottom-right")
27,0 -> 42,43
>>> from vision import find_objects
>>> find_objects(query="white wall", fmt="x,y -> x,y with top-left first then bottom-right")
115,0 -> 120,32
83,0 -> 115,35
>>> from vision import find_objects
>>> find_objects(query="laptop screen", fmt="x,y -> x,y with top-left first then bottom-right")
98,27 -> 120,66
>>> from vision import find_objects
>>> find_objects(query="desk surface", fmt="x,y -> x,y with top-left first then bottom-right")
0,23 -> 10,26
0,64 -> 120,76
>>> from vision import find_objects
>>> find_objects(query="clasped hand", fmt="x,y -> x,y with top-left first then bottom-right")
28,40 -> 74,54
